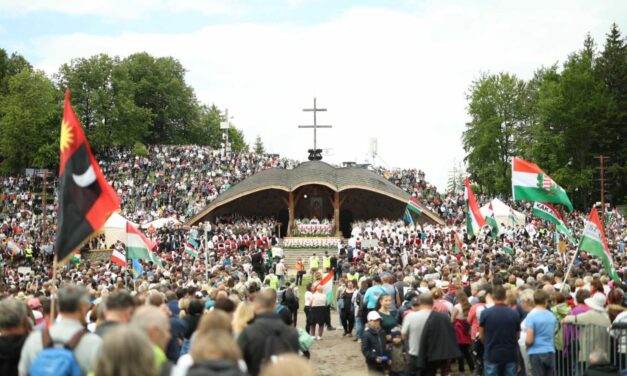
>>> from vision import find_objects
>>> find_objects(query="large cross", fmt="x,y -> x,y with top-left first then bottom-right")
299,97 -> 332,152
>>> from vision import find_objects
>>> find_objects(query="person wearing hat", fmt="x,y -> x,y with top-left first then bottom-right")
361,310 -> 391,374
562,292 -> 612,362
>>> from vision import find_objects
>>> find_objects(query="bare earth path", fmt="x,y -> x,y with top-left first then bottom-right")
297,310 -> 368,376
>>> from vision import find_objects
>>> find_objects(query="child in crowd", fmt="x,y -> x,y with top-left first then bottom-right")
389,327 -> 407,376
362,311 -> 392,374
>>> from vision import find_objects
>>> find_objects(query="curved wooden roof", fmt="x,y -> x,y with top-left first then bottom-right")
186,161 -> 444,226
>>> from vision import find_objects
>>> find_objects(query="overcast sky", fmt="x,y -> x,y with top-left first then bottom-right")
1,0 -> 626,189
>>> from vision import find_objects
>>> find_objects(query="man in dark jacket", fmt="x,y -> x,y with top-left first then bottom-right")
237,288 -> 299,376
0,299 -> 30,376
417,309 -> 462,376
361,311 -> 391,373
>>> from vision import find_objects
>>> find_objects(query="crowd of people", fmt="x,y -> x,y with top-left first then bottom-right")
2,145 -> 627,375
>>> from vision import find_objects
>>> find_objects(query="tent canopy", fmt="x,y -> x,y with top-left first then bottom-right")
480,198 -> 526,228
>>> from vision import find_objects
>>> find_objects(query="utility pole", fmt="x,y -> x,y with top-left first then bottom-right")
594,155 -> 609,226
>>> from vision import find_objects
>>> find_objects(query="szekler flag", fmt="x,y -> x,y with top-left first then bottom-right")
403,208 -> 414,225
132,259 -> 143,280
485,203 -> 499,239
185,238 -> 199,258
464,177 -> 486,238
406,197 -> 423,216
125,222 -> 162,267
511,157 -> 573,212
111,249 -> 126,267
55,89 -> 120,262
532,202 -> 577,245
579,208 -> 619,281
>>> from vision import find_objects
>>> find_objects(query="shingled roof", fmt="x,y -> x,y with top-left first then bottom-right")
187,161 -> 444,225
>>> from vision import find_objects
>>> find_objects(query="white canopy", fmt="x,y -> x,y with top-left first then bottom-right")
103,213 -> 137,248
480,198 -> 526,228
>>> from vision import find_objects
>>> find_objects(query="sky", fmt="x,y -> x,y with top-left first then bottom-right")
1,0 -> 627,190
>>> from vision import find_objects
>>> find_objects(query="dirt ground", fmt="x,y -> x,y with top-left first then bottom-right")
297,310 -> 368,376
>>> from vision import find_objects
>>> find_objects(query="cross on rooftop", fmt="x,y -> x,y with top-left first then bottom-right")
298,98 -> 332,154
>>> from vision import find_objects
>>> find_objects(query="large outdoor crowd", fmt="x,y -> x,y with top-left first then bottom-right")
1,145 -> 627,376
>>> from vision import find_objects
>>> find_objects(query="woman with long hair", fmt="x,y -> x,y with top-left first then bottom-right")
451,290 -> 474,375
339,280 -> 356,337
232,302 -> 255,339
375,294 -> 397,335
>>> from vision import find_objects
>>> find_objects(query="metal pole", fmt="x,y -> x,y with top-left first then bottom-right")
42,170 -> 47,256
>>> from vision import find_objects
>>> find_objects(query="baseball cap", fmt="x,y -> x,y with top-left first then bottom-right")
367,311 -> 382,321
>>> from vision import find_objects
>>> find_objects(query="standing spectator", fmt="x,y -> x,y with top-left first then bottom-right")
309,286 -> 328,340
361,311 -> 391,374
95,290 -> 135,337
19,285 -> 102,376
275,259 -> 286,289
402,294 -> 433,376
187,330 -> 246,376
0,299 -> 31,376
131,305 -> 173,375
295,258 -> 305,286
94,325 -> 156,376
451,290 -> 474,374
339,280 -> 356,337
525,289 -> 557,376
479,285 -> 521,376
237,289 -> 299,376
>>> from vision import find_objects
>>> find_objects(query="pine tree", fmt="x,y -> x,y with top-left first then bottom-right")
254,135 -> 265,154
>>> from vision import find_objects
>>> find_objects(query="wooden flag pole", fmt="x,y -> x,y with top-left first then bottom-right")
562,247 -> 579,293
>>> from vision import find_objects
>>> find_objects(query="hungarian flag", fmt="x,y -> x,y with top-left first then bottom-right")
579,208 -> 619,281
532,202 -> 577,245
313,271 -> 334,303
55,90 -> 120,262
453,232 -> 464,256
70,251 -> 81,263
185,238 -> 199,258
503,239 -> 514,254
406,197 -> 423,215
125,222 -> 162,267
511,157 -> 573,212
485,203 -> 499,239
465,177 -> 486,238
111,249 -> 126,267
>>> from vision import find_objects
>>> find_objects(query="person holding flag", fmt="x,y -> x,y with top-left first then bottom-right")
465,177 -> 486,238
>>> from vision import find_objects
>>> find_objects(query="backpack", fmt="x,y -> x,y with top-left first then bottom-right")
28,329 -> 86,376
284,288 -> 296,306
262,327 -> 297,365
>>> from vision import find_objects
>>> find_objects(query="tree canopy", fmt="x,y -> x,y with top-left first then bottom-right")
463,24 -> 627,208
0,50 -> 248,174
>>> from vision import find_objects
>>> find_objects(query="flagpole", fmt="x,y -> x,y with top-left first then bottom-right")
50,254 -> 58,320
563,247 -> 579,292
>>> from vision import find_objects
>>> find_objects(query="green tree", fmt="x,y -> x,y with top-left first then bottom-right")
0,69 -> 60,173
462,72 -> 528,194
55,54 -> 151,149
253,135 -> 265,154
596,24 -> 627,204
120,53 -> 199,144
228,126 -> 248,152
0,49 -> 31,96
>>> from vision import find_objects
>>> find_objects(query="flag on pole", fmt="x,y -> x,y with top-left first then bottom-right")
532,202 -> 577,245
508,208 -> 520,225
313,271 -> 334,302
485,202 -> 499,239
131,259 -> 143,280
185,238 -> 199,258
511,157 -> 573,212
125,222 -> 162,267
111,249 -> 126,267
55,89 -> 120,262
403,208 -> 414,225
579,208 -> 619,281
70,251 -> 81,263
464,177 -> 486,238
503,239 -> 513,254
7,241 -> 22,256
453,232 -> 464,255
406,197 -> 423,216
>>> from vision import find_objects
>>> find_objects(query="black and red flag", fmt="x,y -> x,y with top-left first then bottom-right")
55,89 -> 120,262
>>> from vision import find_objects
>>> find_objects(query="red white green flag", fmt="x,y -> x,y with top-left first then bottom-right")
406,197 -> 423,215
503,239 -> 513,254
465,177 -> 486,238
111,249 -> 126,267
532,202 -> 577,245
511,157 -> 573,212
453,232 -> 464,255
579,208 -> 619,281
125,222 -> 162,267
485,203 -> 499,239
